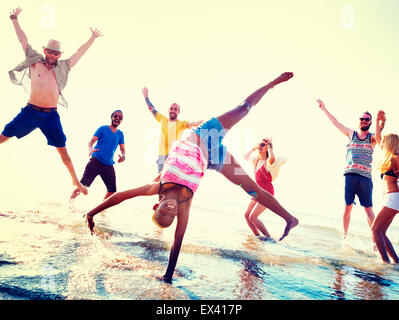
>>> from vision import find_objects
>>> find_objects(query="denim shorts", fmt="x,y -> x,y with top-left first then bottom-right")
2,105 -> 67,147
156,155 -> 168,173
192,117 -> 227,172
344,173 -> 373,207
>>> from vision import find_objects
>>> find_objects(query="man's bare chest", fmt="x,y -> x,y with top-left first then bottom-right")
31,63 -> 57,84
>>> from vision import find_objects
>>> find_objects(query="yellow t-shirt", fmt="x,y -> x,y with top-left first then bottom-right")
156,113 -> 188,156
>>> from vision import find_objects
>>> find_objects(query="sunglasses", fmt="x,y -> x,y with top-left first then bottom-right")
359,117 -> 371,122
45,49 -> 60,56
113,115 -> 123,120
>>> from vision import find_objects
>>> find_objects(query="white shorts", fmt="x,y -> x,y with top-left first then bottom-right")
383,192 -> 399,211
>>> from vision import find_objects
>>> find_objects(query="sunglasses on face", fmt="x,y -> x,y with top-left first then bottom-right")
359,117 -> 371,122
46,49 -> 60,56
259,143 -> 266,147
113,115 -> 123,120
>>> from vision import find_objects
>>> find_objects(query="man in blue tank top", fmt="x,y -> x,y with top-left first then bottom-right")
70,110 -> 126,200
317,99 -> 386,238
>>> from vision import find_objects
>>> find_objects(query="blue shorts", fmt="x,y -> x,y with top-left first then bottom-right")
344,173 -> 373,207
156,155 -> 168,173
2,104 -> 67,147
193,117 -> 227,172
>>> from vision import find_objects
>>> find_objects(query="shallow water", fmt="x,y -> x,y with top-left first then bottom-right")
1,197 -> 399,300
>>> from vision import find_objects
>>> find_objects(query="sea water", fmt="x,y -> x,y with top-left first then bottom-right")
1,194 -> 399,300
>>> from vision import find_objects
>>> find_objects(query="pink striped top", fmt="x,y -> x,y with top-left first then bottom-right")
160,140 -> 206,193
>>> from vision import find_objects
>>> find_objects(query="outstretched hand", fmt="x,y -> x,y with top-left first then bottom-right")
77,183 -> 88,195
10,7 -> 22,17
90,27 -> 103,38
377,110 -> 386,122
316,99 -> 326,112
142,87 -> 149,98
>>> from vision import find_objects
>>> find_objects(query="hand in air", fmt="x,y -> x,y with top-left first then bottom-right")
90,27 -> 103,38
10,7 -> 22,17
316,99 -> 326,112
377,110 -> 386,122
142,87 -> 149,98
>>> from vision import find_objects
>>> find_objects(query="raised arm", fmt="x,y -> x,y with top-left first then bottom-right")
266,141 -> 275,165
375,110 -> 386,146
316,99 -> 353,139
142,87 -> 159,119
69,27 -> 102,69
9,7 -> 28,53
244,146 -> 258,162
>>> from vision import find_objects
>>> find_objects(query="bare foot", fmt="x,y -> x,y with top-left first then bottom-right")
279,217 -> 299,242
274,72 -> 294,85
85,214 -> 95,235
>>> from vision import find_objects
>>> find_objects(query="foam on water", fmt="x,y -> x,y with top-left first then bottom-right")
1,199 -> 399,300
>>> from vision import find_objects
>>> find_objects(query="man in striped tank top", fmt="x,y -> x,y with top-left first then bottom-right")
317,99 -> 385,238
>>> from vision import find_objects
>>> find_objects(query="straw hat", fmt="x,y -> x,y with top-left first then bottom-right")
42,39 -> 63,52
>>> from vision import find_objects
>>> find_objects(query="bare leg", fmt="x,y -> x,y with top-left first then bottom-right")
104,192 -> 115,200
0,134 -> 11,144
249,202 -> 270,238
385,232 -> 399,263
364,206 -> 375,228
343,204 -> 353,238
221,152 -> 298,241
364,206 -> 377,249
371,207 -> 399,263
244,199 -> 260,236
216,72 -> 293,131
86,183 -> 159,234
56,147 -> 88,195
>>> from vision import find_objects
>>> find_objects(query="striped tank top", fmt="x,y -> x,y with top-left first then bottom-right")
160,140 -> 206,194
344,132 -> 374,179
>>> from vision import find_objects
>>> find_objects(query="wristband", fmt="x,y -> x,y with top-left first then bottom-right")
10,15 -> 18,20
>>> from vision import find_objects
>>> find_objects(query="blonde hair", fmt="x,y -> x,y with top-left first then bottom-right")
152,211 -> 167,229
378,133 -> 399,173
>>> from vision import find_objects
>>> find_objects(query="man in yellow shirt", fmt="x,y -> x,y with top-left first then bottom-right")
142,87 -> 203,172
